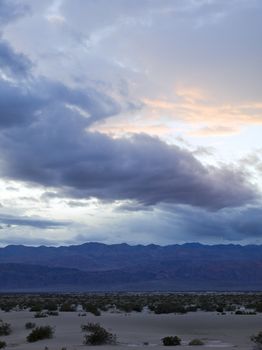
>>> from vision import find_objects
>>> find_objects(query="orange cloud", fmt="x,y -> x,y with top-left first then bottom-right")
90,86 -> 262,139
176,86 -> 207,103
143,90 -> 262,136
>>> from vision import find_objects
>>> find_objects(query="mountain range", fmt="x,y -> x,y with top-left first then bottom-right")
0,242 -> 262,291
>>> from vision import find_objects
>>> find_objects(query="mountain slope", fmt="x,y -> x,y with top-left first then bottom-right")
0,243 -> 262,291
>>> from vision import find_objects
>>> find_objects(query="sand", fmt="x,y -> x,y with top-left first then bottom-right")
0,310 -> 261,350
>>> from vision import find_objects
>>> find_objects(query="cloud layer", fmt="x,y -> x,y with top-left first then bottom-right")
0,0 -> 261,245
0,58 -> 257,210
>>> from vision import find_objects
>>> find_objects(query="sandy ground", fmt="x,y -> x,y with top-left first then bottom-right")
0,310 -> 261,350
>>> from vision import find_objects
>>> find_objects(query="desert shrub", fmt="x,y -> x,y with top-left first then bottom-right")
235,310 -> 244,315
81,323 -> 101,332
44,302 -> 58,311
256,303 -> 262,313
27,326 -> 54,342
236,310 -> 256,316
34,312 -> 48,318
162,336 -> 181,346
117,302 -> 143,313
225,305 -> 236,312
30,305 -> 43,312
83,303 -> 101,316
216,307 -> 224,313
129,303 -> 142,312
251,331 -> 262,348
199,303 -> 217,312
98,304 -> 109,312
189,339 -> 204,345
0,341 -> 6,349
186,306 -> 198,312
25,322 -> 36,329
0,321 -> 12,336
60,303 -> 75,312
155,303 -> 186,314
1,306 -> 11,313
82,323 -> 116,345
47,311 -> 59,316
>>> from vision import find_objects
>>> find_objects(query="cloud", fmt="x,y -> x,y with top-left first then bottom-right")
158,204 -> 262,243
0,111 -> 258,209
239,151 -> 262,175
0,214 -> 68,229
0,0 -> 29,26
0,0 -> 260,250
0,79 -> 42,128
65,202 -> 262,245
65,200 -> 91,208
91,123 -> 171,138
143,97 -> 262,136
0,235 -> 61,247
0,40 -> 258,210
115,201 -> 154,212
189,126 -> 239,137
0,40 -> 32,78
0,74 -> 122,129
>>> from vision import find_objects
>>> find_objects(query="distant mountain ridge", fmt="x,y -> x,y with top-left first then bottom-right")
0,242 -> 262,291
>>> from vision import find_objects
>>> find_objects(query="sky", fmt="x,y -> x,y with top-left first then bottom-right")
0,0 -> 261,246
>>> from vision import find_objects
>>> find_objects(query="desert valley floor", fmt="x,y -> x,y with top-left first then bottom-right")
0,310 -> 261,350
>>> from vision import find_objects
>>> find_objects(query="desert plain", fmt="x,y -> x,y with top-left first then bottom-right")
0,309 -> 261,350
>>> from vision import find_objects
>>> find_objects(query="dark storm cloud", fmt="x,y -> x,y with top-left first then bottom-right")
0,31 -> 121,129
159,204 -> 262,242
0,40 -> 32,77
0,214 -> 68,229
0,108 -> 258,209
231,207 -> 262,237
0,64 -> 258,209
0,74 -> 121,129
0,79 -> 41,127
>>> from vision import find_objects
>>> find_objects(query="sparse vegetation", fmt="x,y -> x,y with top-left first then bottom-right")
153,303 -> 186,314
81,323 -> 101,332
82,322 -> 116,345
0,292 -> 261,316
30,304 -> 43,312
83,303 -> 101,316
0,292 -> 261,348
60,303 -> 75,312
25,322 -> 36,329
162,336 -> 181,346
34,311 -> 48,318
47,311 -> 59,316
27,326 -> 54,342
0,341 -> 6,349
256,303 -> 262,313
45,302 -> 58,311
235,310 -> 256,315
0,321 -> 12,336
251,331 -> 262,348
